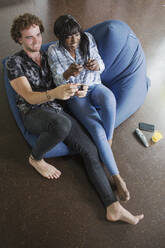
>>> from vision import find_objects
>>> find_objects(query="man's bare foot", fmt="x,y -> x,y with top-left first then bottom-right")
106,201 -> 144,225
29,155 -> 61,179
112,174 -> 130,201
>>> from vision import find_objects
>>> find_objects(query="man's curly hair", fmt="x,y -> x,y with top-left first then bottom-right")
10,13 -> 44,44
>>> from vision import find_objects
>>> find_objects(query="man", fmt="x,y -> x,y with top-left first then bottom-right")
6,13 -> 144,224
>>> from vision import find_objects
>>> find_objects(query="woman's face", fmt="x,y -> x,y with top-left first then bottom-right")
64,32 -> 81,52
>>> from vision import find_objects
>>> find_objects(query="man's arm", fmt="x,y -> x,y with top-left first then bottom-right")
10,76 -> 79,104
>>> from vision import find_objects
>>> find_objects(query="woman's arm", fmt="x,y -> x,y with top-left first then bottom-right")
48,44 -> 83,85
85,32 -> 105,73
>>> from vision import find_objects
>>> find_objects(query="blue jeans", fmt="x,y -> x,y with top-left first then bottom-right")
21,106 -> 117,207
67,84 -> 119,176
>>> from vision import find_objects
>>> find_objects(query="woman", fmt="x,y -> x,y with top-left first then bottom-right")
48,14 -> 129,202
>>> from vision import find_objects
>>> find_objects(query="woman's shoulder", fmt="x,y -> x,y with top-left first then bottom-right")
84,31 -> 93,39
84,32 -> 95,44
48,41 -> 60,53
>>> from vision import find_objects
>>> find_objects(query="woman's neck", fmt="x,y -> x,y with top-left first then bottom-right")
69,50 -> 76,59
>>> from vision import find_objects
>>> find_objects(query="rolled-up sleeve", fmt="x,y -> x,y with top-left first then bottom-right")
86,32 -> 105,73
6,56 -> 25,80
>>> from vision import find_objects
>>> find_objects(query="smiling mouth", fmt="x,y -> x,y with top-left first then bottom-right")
71,43 -> 79,47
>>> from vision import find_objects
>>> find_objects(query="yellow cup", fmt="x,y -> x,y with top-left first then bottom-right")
152,131 -> 163,143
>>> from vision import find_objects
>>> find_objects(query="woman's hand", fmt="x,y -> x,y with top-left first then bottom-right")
63,63 -> 84,80
85,59 -> 100,71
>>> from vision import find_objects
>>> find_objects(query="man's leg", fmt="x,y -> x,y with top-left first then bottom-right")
22,108 -> 72,179
63,113 -> 144,224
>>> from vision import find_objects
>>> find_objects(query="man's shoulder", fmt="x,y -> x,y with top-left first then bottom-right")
6,50 -> 24,67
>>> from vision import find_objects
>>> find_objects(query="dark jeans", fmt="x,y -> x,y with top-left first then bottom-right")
22,106 -> 117,207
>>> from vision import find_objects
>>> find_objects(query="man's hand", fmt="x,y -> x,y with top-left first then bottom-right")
85,59 -> 100,71
75,84 -> 88,98
63,63 -> 84,80
53,84 -> 78,100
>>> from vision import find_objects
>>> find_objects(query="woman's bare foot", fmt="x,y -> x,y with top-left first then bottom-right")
106,201 -> 144,225
29,155 -> 61,179
112,174 -> 130,202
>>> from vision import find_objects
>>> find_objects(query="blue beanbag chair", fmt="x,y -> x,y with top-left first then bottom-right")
2,20 -> 150,158
87,20 -> 150,127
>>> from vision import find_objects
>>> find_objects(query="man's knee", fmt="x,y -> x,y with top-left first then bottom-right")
49,114 -> 72,139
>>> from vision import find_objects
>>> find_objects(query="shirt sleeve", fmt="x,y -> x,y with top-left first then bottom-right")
5,56 -> 25,81
47,44 -> 69,86
86,32 -> 105,73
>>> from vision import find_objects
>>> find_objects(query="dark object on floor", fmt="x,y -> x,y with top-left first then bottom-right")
139,122 -> 155,132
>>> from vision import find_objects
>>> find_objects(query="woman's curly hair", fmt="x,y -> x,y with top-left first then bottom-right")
10,13 -> 44,44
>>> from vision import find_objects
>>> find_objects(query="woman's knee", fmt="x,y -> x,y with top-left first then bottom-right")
93,84 -> 116,108
102,89 -> 116,107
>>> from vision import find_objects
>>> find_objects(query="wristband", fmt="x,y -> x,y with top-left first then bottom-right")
45,90 -> 52,101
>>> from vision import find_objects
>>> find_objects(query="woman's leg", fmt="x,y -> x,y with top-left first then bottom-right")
63,113 -> 144,224
67,94 -> 119,175
90,84 -> 116,141
67,92 -> 130,201
22,107 -> 72,179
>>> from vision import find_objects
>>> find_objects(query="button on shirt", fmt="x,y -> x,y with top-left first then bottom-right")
6,50 -> 62,114
48,32 -> 105,87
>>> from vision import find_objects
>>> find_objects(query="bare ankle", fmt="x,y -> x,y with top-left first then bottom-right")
112,174 -> 130,201
112,173 -> 121,181
29,154 -> 41,162
108,139 -> 112,147
106,202 -> 120,221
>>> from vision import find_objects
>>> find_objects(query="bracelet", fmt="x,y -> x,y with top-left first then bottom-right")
45,90 -> 52,101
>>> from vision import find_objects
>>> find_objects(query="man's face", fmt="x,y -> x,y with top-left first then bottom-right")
19,24 -> 42,53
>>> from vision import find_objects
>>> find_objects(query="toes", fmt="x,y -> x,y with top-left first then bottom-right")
55,169 -> 61,177
134,214 -> 144,224
50,169 -> 61,179
139,214 -> 144,220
